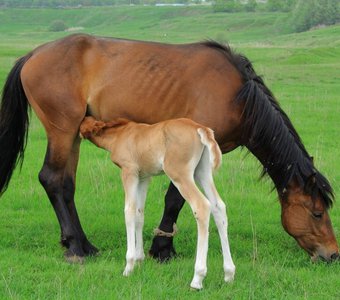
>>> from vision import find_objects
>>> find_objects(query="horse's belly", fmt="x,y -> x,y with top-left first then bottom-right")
87,82 -> 193,123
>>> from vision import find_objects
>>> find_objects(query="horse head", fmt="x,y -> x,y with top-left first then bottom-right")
280,176 -> 339,262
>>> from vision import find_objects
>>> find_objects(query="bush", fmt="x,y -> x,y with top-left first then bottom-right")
49,20 -> 68,32
213,0 -> 242,13
244,0 -> 257,12
291,0 -> 339,32
266,0 -> 297,12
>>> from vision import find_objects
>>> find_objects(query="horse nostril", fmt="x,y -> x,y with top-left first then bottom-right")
330,252 -> 339,261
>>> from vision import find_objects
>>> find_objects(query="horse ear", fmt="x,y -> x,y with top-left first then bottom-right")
310,156 -> 314,164
305,172 -> 317,192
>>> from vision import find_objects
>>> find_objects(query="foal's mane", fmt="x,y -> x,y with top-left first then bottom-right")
202,41 -> 334,208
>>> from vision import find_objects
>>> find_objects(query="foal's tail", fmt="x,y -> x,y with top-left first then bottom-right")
0,54 -> 32,196
197,127 -> 222,171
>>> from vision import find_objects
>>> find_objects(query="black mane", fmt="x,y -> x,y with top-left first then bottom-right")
202,41 -> 334,208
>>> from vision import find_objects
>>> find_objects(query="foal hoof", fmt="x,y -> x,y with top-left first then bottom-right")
224,269 -> 235,283
64,250 -> 85,264
190,281 -> 203,290
123,266 -> 134,277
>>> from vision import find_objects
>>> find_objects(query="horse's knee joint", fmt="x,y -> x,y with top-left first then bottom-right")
38,168 -> 49,187
39,167 -> 60,193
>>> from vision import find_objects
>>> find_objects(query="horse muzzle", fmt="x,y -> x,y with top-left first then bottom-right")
312,250 -> 339,262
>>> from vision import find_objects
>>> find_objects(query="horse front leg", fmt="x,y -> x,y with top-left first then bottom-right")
62,137 -> 98,256
149,182 -> 185,262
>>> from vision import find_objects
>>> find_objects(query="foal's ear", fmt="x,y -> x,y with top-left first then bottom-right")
92,120 -> 106,135
105,118 -> 130,128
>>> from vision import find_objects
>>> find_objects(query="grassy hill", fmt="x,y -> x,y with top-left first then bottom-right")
0,6 -> 339,299
0,7 -> 291,40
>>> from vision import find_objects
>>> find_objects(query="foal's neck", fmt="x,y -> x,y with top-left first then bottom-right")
90,126 -> 125,152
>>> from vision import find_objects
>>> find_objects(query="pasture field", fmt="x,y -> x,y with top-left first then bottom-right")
0,6 -> 340,299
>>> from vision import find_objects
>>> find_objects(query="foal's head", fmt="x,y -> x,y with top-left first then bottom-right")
79,116 -> 130,139
280,177 -> 339,262
79,116 -> 106,139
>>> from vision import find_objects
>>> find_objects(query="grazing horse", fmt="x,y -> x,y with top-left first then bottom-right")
79,116 -> 235,289
0,34 -> 338,263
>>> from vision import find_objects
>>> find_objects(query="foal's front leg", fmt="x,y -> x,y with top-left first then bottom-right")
121,169 -> 139,276
135,178 -> 150,262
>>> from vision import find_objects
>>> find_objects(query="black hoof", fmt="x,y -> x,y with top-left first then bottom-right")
60,236 -> 99,257
82,239 -> 99,256
64,249 -> 85,264
149,236 -> 177,262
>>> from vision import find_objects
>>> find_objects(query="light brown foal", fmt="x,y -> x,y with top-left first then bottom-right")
79,116 -> 235,289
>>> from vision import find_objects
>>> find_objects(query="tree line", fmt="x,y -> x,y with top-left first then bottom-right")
1,0 -> 339,32
0,0 -> 192,6
213,0 -> 339,32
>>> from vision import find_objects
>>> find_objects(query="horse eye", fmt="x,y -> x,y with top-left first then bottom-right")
312,212 -> 323,219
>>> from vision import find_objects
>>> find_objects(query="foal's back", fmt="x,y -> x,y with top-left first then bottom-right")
107,118 -> 206,176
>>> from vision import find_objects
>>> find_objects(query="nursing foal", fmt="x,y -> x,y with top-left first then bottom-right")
79,116 -> 235,289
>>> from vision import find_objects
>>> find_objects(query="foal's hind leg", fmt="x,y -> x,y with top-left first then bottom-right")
164,163 -> 211,289
63,136 -> 98,256
39,133 -> 86,262
173,178 -> 211,290
195,153 -> 235,282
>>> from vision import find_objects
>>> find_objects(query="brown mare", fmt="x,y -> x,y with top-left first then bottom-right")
0,34 -> 338,263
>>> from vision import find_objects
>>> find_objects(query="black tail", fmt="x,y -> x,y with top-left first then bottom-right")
0,54 -> 32,195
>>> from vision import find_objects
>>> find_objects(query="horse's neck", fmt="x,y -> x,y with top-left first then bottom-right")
247,145 -> 291,192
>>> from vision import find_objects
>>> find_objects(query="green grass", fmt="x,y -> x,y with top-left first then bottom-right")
0,6 -> 340,299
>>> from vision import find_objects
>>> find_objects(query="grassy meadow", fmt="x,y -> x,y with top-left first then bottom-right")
0,6 -> 340,299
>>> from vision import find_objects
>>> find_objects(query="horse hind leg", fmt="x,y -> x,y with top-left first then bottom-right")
62,136 -> 99,256
39,132 -> 87,262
